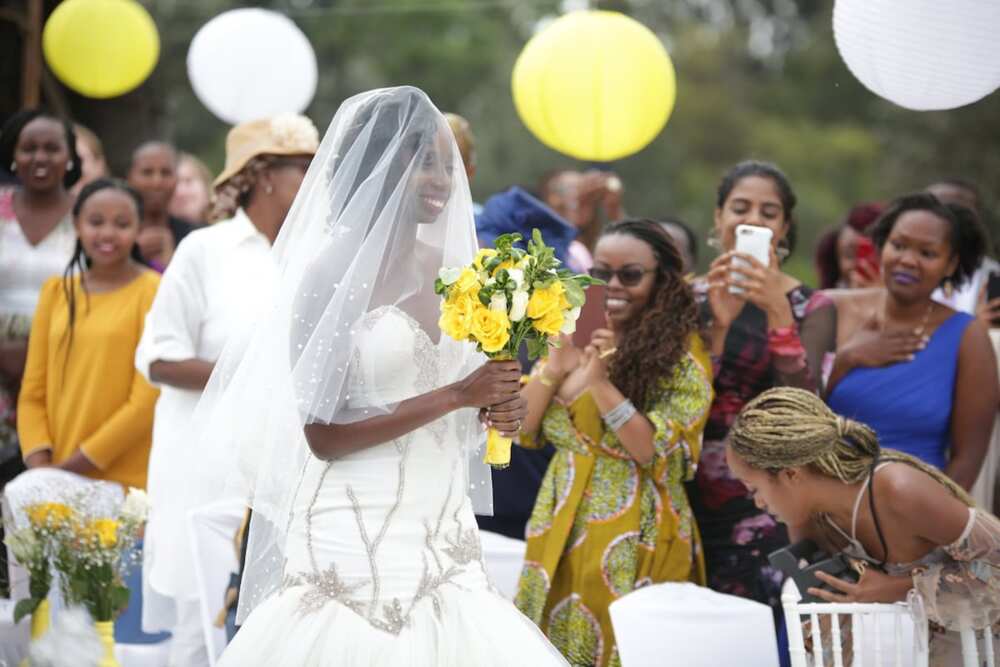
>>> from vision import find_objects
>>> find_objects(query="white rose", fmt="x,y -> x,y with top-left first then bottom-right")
506,268 -> 525,289
439,267 -> 462,285
120,488 -> 150,523
509,290 -> 530,322
5,527 -> 39,563
490,293 -> 508,314
560,306 -> 581,335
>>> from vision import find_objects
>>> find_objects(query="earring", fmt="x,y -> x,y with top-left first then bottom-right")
943,277 -> 954,298
9,161 -> 15,172
706,231 -> 722,252
66,160 -> 74,170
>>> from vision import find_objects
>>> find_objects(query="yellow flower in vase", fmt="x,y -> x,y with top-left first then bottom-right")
26,502 -> 74,530
92,519 -> 120,549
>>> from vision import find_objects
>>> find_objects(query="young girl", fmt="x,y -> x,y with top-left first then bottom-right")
727,386 -> 1000,664
18,178 -> 159,489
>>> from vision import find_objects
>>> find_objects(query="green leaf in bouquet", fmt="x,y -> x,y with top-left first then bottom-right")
526,335 -> 548,361
494,232 -> 522,253
111,584 -> 131,615
13,597 -> 41,624
563,280 -> 586,308
433,277 -> 446,296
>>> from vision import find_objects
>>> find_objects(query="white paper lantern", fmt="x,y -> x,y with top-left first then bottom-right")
187,9 -> 318,124
833,0 -> 1000,111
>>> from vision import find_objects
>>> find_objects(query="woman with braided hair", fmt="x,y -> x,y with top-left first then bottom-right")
515,219 -> 713,666
728,387 -> 1000,664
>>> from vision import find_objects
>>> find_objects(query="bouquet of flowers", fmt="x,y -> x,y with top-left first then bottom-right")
50,487 -> 149,622
4,502 -> 70,624
436,229 -> 601,468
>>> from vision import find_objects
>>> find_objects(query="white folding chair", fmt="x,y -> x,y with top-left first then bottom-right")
958,623 -> 997,667
477,530 -> 526,601
609,582 -> 779,667
188,498 -> 246,666
781,579 -> 928,667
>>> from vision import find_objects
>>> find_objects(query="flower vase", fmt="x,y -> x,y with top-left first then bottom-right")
94,621 -> 121,667
30,599 -> 50,639
18,600 -> 51,667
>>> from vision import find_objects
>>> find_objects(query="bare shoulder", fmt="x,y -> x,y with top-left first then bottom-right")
874,461 -> 961,517
822,287 -> 881,310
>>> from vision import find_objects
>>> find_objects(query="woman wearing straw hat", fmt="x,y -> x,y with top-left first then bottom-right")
134,113 -> 318,667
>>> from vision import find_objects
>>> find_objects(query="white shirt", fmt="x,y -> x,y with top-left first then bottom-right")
0,188 -> 76,321
933,257 -> 1000,315
135,209 -> 275,627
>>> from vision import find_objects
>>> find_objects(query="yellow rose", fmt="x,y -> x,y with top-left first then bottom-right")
526,282 -> 566,320
491,259 -> 515,276
88,519 -> 119,549
26,502 -> 74,530
470,306 -> 511,354
533,307 -> 565,336
473,248 -> 498,270
440,292 -> 480,340
452,267 -> 481,295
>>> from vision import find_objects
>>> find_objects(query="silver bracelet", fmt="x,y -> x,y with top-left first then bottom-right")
602,399 -> 637,432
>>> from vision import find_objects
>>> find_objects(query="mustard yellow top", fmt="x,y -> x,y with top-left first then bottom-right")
18,271 -> 160,489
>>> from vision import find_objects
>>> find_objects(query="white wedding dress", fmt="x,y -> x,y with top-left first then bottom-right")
218,306 -> 567,666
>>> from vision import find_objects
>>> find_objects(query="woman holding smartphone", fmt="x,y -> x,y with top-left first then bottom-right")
689,161 -> 830,663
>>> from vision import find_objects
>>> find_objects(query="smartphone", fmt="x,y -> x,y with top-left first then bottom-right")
854,236 -> 880,283
731,225 -> 773,294
987,272 -> 1000,303
573,284 -> 606,348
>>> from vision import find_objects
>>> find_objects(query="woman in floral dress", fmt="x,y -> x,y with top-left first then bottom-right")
688,161 -> 830,666
515,220 -> 713,666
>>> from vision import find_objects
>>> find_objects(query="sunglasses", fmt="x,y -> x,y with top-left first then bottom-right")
588,265 -> 655,287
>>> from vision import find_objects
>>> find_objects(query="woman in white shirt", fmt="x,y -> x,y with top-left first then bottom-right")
135,114 -> 318,667
0,110 -> 81,482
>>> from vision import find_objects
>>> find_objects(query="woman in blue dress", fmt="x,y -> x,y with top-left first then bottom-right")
805,193 -> 997,490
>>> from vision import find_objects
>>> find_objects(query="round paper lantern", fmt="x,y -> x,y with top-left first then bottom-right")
187,9 -> 318,124
512,11 -> 676,162
42,0 -> 160,99
834,0 -> 1000,111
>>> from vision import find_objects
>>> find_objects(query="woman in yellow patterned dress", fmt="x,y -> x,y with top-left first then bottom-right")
515,219 -> 713,666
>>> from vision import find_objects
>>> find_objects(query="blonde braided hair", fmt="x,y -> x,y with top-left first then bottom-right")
208,155 -> 274,222
730,387 -> 974,506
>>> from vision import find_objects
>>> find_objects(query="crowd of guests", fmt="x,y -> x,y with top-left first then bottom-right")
1,105 -> 999,667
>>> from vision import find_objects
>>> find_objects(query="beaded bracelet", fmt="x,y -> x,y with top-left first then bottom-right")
602,399 -> 637,432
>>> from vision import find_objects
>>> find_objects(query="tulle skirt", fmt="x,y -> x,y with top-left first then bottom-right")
218,583 -> 569,666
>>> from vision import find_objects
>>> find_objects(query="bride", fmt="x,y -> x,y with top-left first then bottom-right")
195,87 -> 569,665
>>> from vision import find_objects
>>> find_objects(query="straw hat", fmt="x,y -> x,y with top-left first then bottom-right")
213,113 -> 320,187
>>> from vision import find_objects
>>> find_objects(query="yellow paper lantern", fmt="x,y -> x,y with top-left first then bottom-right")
512,11 -> 676,162
43,0 -> 160,99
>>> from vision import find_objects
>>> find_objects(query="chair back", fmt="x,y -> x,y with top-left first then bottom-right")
781,579 -> 928,667
609,582 -> 779,666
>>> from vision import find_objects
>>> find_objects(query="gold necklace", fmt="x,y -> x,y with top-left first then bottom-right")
881,295 -> 935,337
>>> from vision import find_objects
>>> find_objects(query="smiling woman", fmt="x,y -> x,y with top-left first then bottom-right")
808,193 -> 998,492
17,178 -> 159,489
0,110 -> 81,482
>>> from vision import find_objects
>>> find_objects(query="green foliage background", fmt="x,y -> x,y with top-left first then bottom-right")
116,0 -> 1000,281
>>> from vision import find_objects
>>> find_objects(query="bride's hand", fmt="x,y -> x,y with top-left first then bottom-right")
482,395 -> 529,438
457,360 -> 521,409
